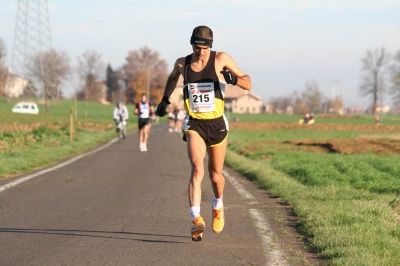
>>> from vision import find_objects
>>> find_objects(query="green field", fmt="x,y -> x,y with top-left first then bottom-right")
0,98 -> 137,124
226,120 -> 400,265
0,98 -> 148,179
226,112 -> 400,125
2,98 -> 400,264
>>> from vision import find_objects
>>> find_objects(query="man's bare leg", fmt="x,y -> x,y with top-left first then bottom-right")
143,125 -> 149,143
186,131 -> 207,241
207,138 -> 227,233
139,128 -> 144,144
141,125 -> 149,151
186,131 -> 206,207
207,139 -> 227,198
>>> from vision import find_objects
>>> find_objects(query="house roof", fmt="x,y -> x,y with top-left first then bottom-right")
224,84 -> 262,101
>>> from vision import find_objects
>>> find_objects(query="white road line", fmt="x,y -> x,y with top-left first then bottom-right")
249,209 -> 288,266
223,169 -> 288,266
0,137 -> 121,193
222,170 -> 258,203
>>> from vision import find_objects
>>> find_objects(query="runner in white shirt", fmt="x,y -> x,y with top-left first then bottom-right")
134,94 -> 153,152
174,107 -> 186,133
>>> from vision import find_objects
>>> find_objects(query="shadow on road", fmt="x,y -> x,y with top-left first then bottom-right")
0,227 -> 189,244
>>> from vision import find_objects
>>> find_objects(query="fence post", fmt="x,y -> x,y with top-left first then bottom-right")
70,106 -> 74,143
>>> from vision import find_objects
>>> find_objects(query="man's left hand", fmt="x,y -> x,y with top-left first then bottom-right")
220,69 -> 238,85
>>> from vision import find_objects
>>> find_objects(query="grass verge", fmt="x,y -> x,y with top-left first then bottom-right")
0,98 -> 140,180
225,150 -> 400,265
0,129 -> 118,180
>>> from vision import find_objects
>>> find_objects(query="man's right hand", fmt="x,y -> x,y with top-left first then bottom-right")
156,96 -> 170,117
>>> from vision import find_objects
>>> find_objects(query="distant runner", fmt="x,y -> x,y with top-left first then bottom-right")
156,25 -> 252,241
134,94 -> 153,152
174,107 -> 186,133
168,106 -> 176,132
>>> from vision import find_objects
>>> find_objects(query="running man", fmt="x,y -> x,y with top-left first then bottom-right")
134,94 -> 153,152
174,107 -> 186,132
167,106 -> 176,132
156,25 -> 252,241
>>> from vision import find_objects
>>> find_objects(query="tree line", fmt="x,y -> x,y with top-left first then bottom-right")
1,38 -> 400,115
0,38 -> 168,115
269,47 -> 400,115
359,48 -> 400,113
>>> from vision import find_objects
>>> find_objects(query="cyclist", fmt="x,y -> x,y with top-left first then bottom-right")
113,101 -> 128,139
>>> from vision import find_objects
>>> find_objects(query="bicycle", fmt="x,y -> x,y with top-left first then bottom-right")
116,116 -> 126,143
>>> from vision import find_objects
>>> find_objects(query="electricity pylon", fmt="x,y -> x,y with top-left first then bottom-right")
6,0 -> 52,98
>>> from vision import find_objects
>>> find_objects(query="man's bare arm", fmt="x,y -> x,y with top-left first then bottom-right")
236,75 -> 252,91
163,58 -> 184,98
217,52 -> 252,90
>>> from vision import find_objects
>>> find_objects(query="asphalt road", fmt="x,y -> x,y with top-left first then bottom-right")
0,124 -> 293,266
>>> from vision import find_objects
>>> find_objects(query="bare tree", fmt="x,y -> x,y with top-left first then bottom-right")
123,46 -> 168,104
106,64 -> 123,103
0,39 -> 6,75
330,96 -> 344,114
269,95 -> 293,114
0,39 -> 7,95
359,48 -> 390,113
77,50 -> 105,117
389,51 -> 400,107
28,49 -> 70,113
302,80 -> 324,113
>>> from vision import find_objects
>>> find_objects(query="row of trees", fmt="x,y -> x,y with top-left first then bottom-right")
0,38 -> 169,114
269,47 -> 400,115
359,47 -> 400,113
269,80 -> 343,115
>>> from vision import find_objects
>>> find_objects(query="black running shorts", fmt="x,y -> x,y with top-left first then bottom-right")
182,116 -> 228,147
138,118 -> 150,130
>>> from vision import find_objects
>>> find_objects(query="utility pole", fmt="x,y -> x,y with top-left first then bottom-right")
146,66 -> 150,101
332,79 -> 336,100
6,0 -> 52,99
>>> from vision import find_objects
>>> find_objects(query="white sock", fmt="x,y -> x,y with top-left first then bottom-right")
212,197 -> 223,210
190,206 -> 201,220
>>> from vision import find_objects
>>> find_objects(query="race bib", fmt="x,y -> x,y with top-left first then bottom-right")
188,82 -> 215,112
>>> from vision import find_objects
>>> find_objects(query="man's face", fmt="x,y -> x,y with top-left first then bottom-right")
141,95 -> 147,102
192,45 -> 210,60
118,103 -> 122,109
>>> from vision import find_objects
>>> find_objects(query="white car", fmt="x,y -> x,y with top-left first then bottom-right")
12,102 -> 39,114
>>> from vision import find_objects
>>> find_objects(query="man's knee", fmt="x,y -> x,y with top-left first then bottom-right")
191,164 -> 204,179
209,170 -> 224,183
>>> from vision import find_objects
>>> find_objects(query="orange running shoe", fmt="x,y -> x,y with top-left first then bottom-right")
191,216 -> 205,241
212,207 -> 225,233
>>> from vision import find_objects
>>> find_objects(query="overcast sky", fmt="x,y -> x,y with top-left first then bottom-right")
1,0 -> 399,107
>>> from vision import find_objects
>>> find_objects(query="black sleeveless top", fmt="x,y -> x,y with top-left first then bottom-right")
183,51 -> 225,119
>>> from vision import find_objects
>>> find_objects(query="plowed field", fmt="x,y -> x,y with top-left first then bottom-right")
0,122 -> 113,133
231,122 -> 400,132
231,122 -> 400,155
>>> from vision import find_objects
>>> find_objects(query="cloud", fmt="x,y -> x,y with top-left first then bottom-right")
54,25 -> 106,37
294,0 -> 311,9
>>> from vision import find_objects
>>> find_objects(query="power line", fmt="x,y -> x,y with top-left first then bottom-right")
6,0 -> 52,98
